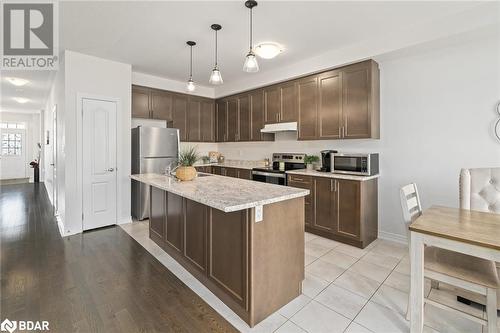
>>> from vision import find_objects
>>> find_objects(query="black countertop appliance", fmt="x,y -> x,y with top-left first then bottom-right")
319,150 -> 338,172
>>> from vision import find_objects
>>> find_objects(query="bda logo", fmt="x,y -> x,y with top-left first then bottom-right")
0,319 -> 17,333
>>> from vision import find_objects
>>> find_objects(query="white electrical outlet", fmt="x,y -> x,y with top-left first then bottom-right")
255,205 -> 263,222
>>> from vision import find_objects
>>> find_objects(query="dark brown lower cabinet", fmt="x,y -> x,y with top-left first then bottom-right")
288,175 -> 378,248
149,186 -> 165,240
313,177 -> 337,233
238,169 -> 252,180
184,200 -> 207,272
166,192 -> 183,252
148,187 -> 304,327
210,166 -> 252,179
287,175 -> 314,227
209,209 -> 248,308
224,167 -> 238,178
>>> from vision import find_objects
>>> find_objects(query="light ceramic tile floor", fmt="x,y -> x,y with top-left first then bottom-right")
121,223 -> 497,333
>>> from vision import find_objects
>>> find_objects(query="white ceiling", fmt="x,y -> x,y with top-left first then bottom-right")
1,71 -> 54,114
59,1 -> 486,87
1,1 -> 494,114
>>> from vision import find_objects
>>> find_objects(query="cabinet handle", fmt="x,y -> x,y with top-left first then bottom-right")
339,127 -> 341,137
330,180 -> 334,192
342,126 -> 345,138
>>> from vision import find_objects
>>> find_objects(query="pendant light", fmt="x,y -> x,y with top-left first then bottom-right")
186,41 -> 196,92
243,0 -> 259,73
209,24 -> 223,85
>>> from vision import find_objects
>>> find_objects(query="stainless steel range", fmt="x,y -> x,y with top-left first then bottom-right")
252,153 -> 306,186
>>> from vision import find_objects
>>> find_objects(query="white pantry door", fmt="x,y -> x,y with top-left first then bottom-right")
0,129 -> 26,180
82,98 -> 117,230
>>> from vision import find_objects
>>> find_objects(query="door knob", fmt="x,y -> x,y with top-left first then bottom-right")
106,168 -> 114,172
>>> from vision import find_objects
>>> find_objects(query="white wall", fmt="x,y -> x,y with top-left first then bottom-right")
62,50 -> 132,235
43,50 -> 132,236
133,72 -> 215,99
0,112 -> 41,181
43,53 -> 66,228
217,31 -> 500,241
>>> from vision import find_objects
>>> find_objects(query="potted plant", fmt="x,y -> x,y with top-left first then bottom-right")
176,146 -> 199,181
304,154 -> 319,171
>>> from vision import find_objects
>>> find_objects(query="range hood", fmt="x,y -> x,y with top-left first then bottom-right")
261,121 -> 298,133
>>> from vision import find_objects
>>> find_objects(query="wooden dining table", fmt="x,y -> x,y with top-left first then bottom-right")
409,205 -> 500,333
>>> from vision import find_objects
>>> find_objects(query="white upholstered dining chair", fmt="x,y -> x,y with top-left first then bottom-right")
400,183 -> 499,332
460,167 -> 500,309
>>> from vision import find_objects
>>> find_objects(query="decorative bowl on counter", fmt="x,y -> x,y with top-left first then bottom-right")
176,166 -> 197,181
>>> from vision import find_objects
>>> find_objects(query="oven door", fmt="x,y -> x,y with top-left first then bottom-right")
252,170 -> 286,186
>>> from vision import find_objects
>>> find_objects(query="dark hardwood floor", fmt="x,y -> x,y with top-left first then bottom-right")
0,183 -> 237,332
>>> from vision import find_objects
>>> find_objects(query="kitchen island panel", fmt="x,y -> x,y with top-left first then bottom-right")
166,192 -> 183,253
147,185 -> 305,327
184,199 -> 207,273
209,209 -> 249,309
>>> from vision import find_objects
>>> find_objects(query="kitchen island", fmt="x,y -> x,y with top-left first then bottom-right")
130,173 -> 309,327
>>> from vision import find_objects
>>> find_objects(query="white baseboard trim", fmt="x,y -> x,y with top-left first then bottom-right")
55,214 -> 65,237
118,216 -> 133,225
378,230 -> 407,245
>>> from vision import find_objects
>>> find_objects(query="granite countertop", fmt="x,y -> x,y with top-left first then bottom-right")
286,169 -> 380,181
131,173 -> 309,212
194,160 -> 267,170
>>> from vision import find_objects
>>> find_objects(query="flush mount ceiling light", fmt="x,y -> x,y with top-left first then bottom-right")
13,97 -> 29,104
186,41 -> 196,92
243,0 -> 259,73
254,42 -> 283,59
6,77 -> 29,86
209,24 -> 223,85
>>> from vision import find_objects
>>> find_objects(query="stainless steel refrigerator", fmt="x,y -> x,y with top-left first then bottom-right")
131,126 -> 179,220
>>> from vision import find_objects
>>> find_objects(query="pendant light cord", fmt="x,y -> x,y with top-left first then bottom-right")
249,8 -> 253,50
189,45 -> 193,79
215,30 -> 218,68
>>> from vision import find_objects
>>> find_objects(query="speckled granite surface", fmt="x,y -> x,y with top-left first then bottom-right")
194,160 -> 267,170
131,173 -> 309,212
286,169 -> 379,181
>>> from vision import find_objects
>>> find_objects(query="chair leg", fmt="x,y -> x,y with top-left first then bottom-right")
486,288 -> 497,333
431,280 -> 439,290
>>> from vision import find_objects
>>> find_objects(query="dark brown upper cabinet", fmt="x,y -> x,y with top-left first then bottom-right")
132,86 -> 151,118
297,76 -> 318,140
200,100 -> 215,142
187,98 -> 201,142
318,69 -> 342,139
342,61 -> 379,139
133,58 -> 379,143
173,94 -> 188,141
151,89 -> 173,121
263,85 -> 280,124
216,100 -> 227,142
238,95 -> 250,142
279,82 -> 297,123
249,90 -> 264,141
226,98 -> 239,142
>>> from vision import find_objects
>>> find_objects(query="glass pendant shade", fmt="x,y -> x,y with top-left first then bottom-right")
243,51 -> 259,72
186,78 -> 196,92
209,68 -> 223,85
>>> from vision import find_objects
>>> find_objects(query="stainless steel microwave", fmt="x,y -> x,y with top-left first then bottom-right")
331,153 -> 379,176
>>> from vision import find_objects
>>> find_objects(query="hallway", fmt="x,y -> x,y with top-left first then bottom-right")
0,183 -> 236,332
